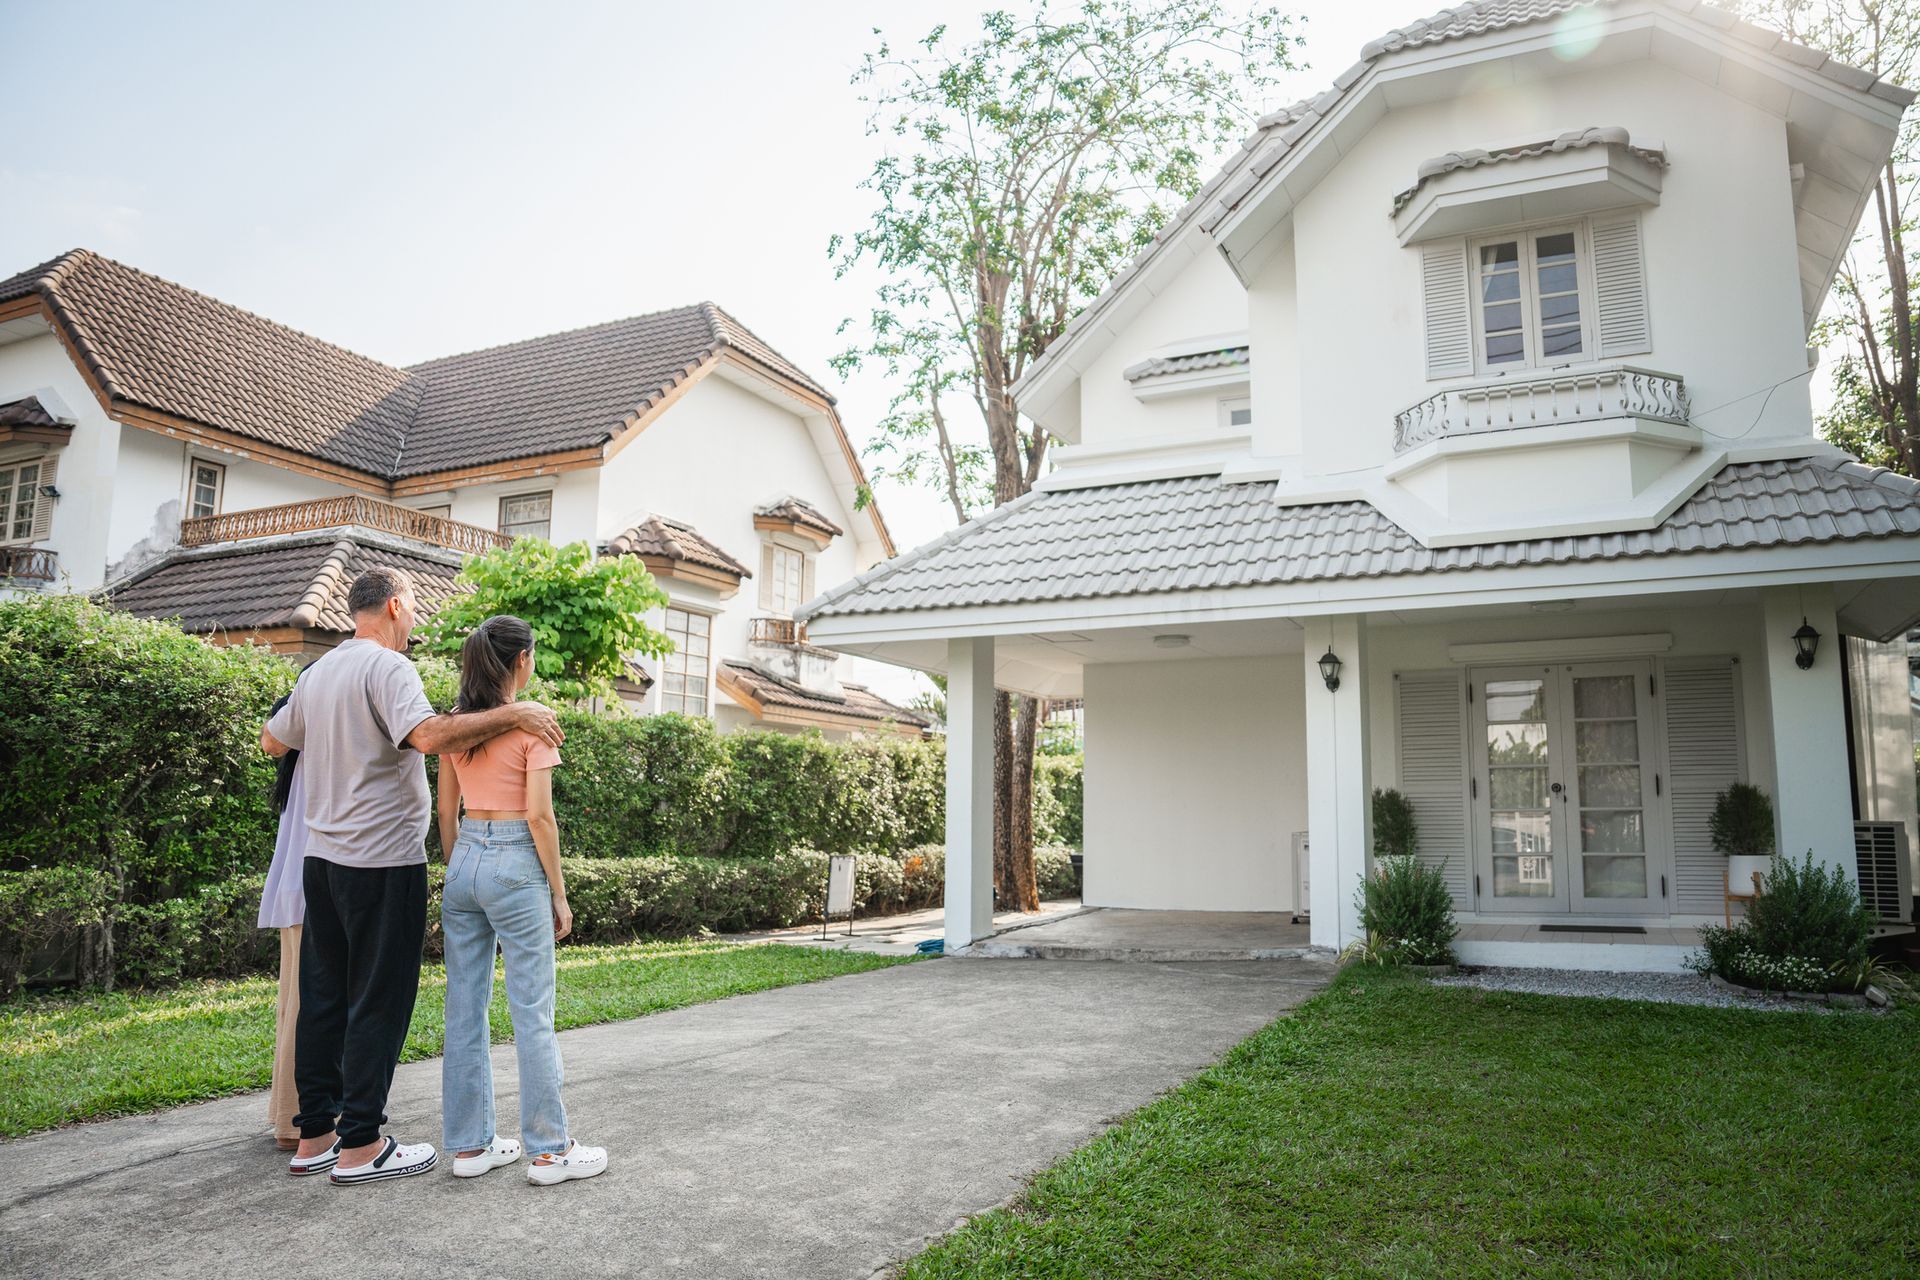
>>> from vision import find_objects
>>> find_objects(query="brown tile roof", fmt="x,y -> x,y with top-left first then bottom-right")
605,514 -> 752,580
755,495 -> 844,538
716,660 -> 929,730
108,532 -> 464,635
0,396 -> 58,428
398,302 -> 831,478
0,250 -> 419,476
0,251 -> 838,484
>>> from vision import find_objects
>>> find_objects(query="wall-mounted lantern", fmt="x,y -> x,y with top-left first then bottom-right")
1791,617 -> 1821,670
1317,647 -> 1343,692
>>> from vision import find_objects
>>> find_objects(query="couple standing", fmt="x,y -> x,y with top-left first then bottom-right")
259,565 -> 606,1187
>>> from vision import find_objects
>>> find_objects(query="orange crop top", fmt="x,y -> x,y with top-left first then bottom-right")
450,728 -> 562,811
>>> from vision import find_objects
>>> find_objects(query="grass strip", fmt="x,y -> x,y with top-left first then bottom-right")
0,940 -> 908,1138
904,967 -> 1919,1280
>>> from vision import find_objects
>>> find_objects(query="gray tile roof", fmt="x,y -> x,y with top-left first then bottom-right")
1123,346 -> 1250,382
0,251 -> 833,482
802,458 -> 1920,620
1021,0 -> 1914,397
605,514 -> 753,580
109,532 -> 465,634
1392,126 -> 1666,214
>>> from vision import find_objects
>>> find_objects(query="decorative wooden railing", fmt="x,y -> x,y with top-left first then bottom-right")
0,546 -> 57,582
178,496 -> 511,554
750,616 -> 808,646
1393,364 -> 1690,453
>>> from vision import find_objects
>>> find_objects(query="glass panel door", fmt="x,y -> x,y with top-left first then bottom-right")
1566,662 -> 1658,914
1471,668 -> 1569,913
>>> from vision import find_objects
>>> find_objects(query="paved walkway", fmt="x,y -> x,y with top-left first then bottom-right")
0,957 -> 1331,1279
725,898 -> 1087,956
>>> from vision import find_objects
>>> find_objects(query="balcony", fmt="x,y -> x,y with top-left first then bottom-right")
749,616 -> 807,646
0,545 -> 57,584
1393,364 -> 1690,454
179,495 -> 511,555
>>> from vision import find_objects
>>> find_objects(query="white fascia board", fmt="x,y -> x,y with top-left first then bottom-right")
1038,432 -> 1251,493
1130,366 -> 1250,402
1011,227 -> 1214,440
801,537 -> 1920,648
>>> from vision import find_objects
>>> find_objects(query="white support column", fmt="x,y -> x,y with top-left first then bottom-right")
1760,585 -> 1854,872
944,636 -> 996,951
1302,614 -> 1372,951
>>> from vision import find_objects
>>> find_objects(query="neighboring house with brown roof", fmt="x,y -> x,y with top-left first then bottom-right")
801,0 -> 1920,959
0,251 -> 923,737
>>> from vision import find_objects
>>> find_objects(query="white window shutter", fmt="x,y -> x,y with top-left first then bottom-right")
1664,658 -> 1745,913
1421,241 -> 1474,379
758,544 -> 774,610
1395,671 -> 1472,909
1591,214 -> 1652,357
801,554 -> 815,605
30,454 -> 57,540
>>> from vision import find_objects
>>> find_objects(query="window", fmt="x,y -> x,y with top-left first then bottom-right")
768,544 -> 806,614
498,492 -> 552,540
188,460 -> 225,519
1472,226 -> 1588,371
0,458 -> 43,543
661,607 -> 711,715
1219,397 -> 1253,430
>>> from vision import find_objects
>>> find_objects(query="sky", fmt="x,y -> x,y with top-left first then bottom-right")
0,0 -> 1420,552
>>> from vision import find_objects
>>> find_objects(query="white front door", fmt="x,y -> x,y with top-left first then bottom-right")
1470,661 -> 1665,916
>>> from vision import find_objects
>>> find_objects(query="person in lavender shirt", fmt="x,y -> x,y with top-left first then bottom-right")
258,705 -> 309,1150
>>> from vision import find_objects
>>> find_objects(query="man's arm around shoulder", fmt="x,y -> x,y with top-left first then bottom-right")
406,701 -> 564,755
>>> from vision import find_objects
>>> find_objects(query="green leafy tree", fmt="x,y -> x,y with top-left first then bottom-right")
420,539 -> 671,703
833,0 -> 1299,909
1746,1 -> 1920,473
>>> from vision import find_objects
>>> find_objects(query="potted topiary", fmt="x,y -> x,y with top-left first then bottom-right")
1709,782 -> 1775,896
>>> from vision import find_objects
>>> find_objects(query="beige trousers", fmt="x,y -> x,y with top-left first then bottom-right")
269,924 -> 302,1143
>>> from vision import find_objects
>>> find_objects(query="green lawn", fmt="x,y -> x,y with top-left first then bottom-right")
0,940 -> 908,1138
905,968 -> 1919,1280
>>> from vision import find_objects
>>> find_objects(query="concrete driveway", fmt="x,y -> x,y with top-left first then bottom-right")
0,956 -> 1330,1279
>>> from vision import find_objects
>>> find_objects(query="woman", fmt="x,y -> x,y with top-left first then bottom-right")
436,615 -> 606,1186
259,688 -> 308,1152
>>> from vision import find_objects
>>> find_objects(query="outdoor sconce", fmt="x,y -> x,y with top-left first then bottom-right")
1792,617 -> 1821,670
1318,647 -> 1343,692
38,483 -> 59,500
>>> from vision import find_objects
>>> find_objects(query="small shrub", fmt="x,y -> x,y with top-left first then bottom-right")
115,874 -> 278,987
1035,845 -> 1079,900
1034,756 -> 1084,847
1372,788 -> 1418,859
1709,782 -> 1775,857
0,867 -> 116,998
1354,854 -> 1457,965
1745,851 -> 1873,973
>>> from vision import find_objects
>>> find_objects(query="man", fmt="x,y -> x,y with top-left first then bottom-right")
261,566 -> 562,1186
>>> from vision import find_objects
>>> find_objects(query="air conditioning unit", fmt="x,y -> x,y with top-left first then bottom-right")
1291,832 -> 1310,924
1853,822 -> 1914,924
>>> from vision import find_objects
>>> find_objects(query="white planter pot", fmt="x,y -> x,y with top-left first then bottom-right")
1726,855 -> 1770,896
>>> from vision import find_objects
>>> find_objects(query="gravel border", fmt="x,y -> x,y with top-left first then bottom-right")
1430,966 -> 1852,1012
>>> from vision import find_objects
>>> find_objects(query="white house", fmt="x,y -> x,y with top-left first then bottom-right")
0,250 -> 927,738
800,0 -> 1920,967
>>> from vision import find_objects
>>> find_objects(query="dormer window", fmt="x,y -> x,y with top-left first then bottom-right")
188,459 -> 225,518
764,543 -> 810,615
1473,226 -> 1589,371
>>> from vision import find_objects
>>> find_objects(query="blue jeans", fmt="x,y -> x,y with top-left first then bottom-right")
441,818 -> 569,1156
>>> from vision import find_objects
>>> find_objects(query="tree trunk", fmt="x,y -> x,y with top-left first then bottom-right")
992,689 -> 1014,910
1009,693 -> 1041,910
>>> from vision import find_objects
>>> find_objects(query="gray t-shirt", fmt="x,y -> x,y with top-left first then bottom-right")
265,639 -> 437,869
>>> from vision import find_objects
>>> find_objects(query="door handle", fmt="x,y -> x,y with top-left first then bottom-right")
1550,781 -> 1565,801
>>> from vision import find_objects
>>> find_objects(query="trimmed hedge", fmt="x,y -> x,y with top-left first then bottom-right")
5,843 -> 1083,988
0,868 -> 116,999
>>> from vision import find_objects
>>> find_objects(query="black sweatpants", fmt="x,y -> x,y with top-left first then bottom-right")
294,858 -> 429,1148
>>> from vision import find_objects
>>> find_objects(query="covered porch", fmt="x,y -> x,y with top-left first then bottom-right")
798,460 -> 1920,968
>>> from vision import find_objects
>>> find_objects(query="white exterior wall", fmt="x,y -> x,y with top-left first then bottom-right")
1245,233 -> 1301,458
0,332 -> 126,595
1289,59 -> 1811,481
1082,656 -> 1306,912
1072,240 -> 1248,447
586,372 -> 904,721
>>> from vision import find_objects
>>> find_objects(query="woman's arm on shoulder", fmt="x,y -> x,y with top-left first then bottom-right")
435,752 -> 462,860
525,767 -> 568,940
